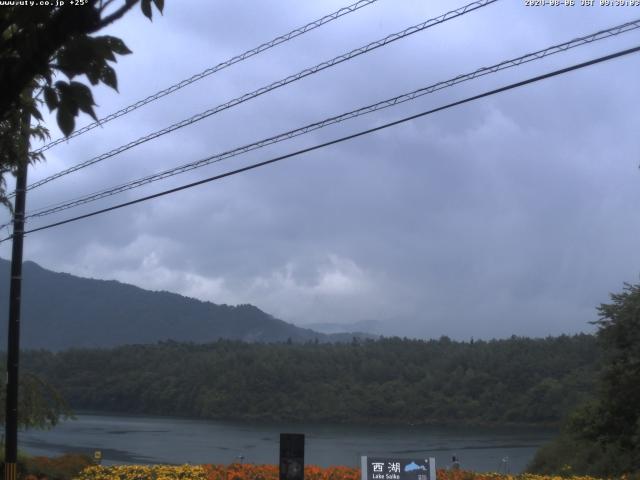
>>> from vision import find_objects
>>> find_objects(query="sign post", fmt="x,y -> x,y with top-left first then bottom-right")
361,457 -> 436,480
280,433 -> 304,480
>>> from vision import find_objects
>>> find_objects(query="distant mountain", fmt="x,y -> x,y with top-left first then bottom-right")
0,259 -> 365,350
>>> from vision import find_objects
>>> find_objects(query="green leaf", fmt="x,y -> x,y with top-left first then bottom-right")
101,46 -> 116,62
56,82 -> 79,118
103,35 -> 132,56
141,0 -> 152,20
69,81 -> 98,121
56,107 -> 75,137
92,36 -> 120,62
2,24 -> 19,42
152,0 -> 164,13
29,104 -> 43,122
79,103 -> 98,121
59,93 -> 79,117
68,81 -> 95,106
100,65 -> 118,91
55,37 -> 96,79
84,63 -> 101,85
43,86 -> 58,112
30,125 -> 49,143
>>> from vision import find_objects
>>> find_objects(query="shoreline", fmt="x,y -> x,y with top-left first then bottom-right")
68,408 -> 561,431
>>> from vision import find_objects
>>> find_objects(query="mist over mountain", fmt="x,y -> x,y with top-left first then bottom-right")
307,319 -> 382,335
0,258 -> 369,350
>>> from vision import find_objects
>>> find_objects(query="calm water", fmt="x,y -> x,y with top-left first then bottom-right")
19,413 -> 555,473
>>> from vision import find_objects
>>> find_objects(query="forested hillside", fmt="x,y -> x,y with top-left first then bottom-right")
21,334 -> 598,426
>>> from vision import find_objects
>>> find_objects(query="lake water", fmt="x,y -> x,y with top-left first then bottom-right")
19,413 -> 555,473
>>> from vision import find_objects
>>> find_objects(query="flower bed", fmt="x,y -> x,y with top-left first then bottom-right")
72,464 -> 360,480
69,465 -> 610,480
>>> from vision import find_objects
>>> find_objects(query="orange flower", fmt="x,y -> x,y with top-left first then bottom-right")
202,464 -> 360,480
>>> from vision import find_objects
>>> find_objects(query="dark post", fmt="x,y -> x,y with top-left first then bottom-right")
4,96 -> 31,480
279,433 -> 304,480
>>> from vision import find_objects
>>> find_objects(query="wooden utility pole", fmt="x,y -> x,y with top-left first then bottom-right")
4,96 -> 31,480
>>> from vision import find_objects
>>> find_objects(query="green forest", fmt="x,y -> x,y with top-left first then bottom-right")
19,334 -> 597,426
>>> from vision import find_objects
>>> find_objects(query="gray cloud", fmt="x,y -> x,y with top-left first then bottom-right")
2,0 -> 639,340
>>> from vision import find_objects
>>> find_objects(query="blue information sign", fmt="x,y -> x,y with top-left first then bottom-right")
361,457 -> 436,480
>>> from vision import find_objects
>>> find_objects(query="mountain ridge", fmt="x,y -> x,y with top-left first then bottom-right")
0,258 -> 372,350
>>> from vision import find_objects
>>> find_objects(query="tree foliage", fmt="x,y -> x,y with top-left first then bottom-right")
21,334 -> 598,426
0,365 -> 72,430
0,0 -> 164,432
528,282 -> 640,477
0,0 -> 164,206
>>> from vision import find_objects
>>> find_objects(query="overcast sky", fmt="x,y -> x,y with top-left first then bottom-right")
2,0 -> 639,339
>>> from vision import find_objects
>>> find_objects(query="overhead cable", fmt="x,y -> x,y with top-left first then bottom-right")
3,44 -> 637,243
19,0 -> 498,195
21,18 -> 640,221
33,0 -> 382,155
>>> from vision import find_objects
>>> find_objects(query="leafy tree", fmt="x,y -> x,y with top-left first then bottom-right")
0,0 -> 164,433
0,367 -> 71,430
529,282 -> 640,476
0,0 -> 164,207
589,282 -> 640,446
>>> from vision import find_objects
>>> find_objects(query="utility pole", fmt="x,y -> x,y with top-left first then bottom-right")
4,94 -> 31,480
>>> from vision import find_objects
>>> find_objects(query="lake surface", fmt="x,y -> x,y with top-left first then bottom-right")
19,413 -> 555,473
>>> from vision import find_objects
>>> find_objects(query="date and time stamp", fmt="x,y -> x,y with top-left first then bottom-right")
4,0 -> 640,7
525,0 -> 640,6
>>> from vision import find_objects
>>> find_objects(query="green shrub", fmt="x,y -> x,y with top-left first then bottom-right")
24,453 -> 93,480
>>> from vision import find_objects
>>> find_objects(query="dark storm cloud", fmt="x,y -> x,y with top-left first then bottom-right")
2,0 -> 639,339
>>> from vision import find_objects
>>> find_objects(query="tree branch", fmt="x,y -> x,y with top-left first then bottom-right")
0,4 -> 101,119
99,0 -> 118,14
93,0 -> 139,32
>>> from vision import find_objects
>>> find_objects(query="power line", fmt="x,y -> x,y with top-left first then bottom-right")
20,18 -> 640,221
18,0 -> 497,195
33,0 -> 382,155
4,44 -> 637,243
